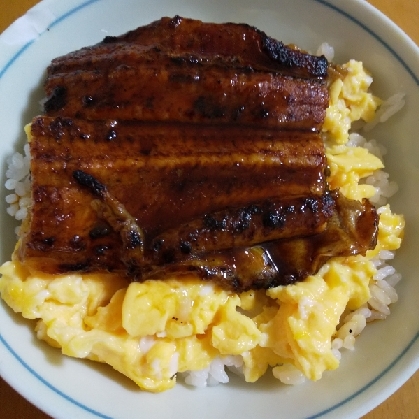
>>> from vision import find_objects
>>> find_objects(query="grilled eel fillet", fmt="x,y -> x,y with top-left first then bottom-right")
17,17 -> 379,291
21,116 -> 327,272
43,16 -> 328,130
141,191 -> 378,290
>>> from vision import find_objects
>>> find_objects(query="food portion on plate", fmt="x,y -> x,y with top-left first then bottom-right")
0,16 -> 404,392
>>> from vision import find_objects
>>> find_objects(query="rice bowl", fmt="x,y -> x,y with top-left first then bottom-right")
0,1 -> 418,418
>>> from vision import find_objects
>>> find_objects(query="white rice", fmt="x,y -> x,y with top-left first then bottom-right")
180,356 -> 243,388
5,143 -> 31,234
331,247 -> 401,362
273,364 -> 306,385
347,132 -> 399,207
363,92 -> 406,131
317,42 -> 335,62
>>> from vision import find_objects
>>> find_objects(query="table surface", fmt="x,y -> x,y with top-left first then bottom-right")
0,0 -> 418,418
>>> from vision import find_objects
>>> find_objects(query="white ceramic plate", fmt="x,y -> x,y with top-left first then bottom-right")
0,0 -> 418,418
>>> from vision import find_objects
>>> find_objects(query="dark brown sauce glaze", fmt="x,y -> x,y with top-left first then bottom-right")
140,192 -> 378,292
27,117 -> 327,240
47,16 -> 328,79
44,60 -> 328,130
43,17 -> 329,130
149,193 -> 336,265
21,149 -> 378,292
18,17 -> 379,291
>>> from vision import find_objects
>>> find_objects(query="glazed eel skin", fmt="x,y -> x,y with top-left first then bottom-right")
43,16 -> 328,130
17,16 -> 379,291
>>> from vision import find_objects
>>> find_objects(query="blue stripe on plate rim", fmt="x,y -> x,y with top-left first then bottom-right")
0,0 -> 418,418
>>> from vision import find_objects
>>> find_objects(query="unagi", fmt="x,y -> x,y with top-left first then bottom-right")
17,16 -> 378,291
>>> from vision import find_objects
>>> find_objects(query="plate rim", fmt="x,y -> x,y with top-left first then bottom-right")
0,0 -> 418,418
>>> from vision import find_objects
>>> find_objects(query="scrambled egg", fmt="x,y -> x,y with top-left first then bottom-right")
0,59 -> 405,392
323,59 -> 382,144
